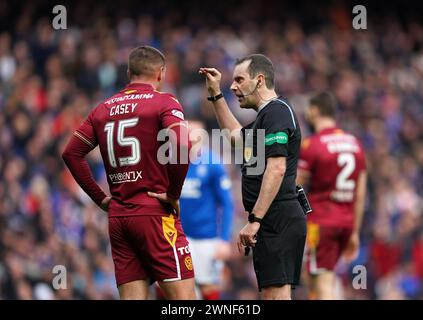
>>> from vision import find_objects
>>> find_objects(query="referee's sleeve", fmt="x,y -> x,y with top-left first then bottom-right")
261,104 -> 296,159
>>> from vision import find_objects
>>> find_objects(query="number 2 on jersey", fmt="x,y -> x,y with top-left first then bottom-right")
336,153 -> 355,190
104,118 -> 141,168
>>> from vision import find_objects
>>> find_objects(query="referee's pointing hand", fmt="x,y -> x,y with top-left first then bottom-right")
237,220 -> 260,253
199,67 -> 222,96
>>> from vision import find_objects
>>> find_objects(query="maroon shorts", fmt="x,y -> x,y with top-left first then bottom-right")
305,222 -> 352,274
108,214 -> 194,286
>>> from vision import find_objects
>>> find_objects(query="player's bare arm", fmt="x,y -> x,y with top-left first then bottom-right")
343,171 -> 367,261
199,67 -> 242,145
237,157 -> 286,252
353,171 -> 367,234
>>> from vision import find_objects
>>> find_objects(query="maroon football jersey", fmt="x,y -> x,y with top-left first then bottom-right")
298,127 -> 366,228
75,83 -> 186,217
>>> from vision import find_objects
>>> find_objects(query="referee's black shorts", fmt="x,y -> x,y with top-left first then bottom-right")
252,199 -> 307,291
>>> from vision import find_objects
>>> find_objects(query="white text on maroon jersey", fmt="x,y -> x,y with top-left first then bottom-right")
110,103 -> 138,116
109,170 -> 142,184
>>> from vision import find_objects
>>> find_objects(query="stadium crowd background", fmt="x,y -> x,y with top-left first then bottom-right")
1,0 -> 423,299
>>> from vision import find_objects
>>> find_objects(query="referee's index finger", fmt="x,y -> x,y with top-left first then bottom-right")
199,67 -> 218,74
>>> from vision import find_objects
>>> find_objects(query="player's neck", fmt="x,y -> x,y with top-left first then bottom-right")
315,118 -> 337,133
256,89 -> 278,110
129,78 -> 158,90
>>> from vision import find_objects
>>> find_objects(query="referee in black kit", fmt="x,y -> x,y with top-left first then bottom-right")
199,54 -> 306,300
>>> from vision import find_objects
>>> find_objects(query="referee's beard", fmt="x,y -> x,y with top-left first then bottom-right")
236,83 -> 260,110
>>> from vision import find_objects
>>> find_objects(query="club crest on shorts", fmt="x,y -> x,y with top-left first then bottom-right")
184,256 -> 193,271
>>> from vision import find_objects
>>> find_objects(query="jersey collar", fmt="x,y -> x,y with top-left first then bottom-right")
257,96 -> 282,114
257,99 -> 273,113
319,127 -> 340,135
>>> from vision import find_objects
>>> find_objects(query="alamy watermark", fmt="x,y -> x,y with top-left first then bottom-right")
52,265 -> 67,290
156,127 -> 266,176
352,264 -> 367,290
52,5 -> 67,30
352,5 -> 367,30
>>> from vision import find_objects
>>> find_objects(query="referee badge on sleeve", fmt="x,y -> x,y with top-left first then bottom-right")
244,147 -> 253,162
244,129 -> 254,163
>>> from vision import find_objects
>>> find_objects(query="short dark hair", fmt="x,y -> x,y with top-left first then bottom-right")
235,54 -> 275,89
128,46 -> 165,79
309,91 -> 337,118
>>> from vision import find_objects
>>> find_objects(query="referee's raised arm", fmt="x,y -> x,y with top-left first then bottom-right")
202,54 -> 307,300
199,67 -> 242,146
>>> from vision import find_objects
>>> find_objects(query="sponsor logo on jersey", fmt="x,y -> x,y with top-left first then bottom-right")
104,93 -> 154,105
264,132 -> 288,145
171,109 -> 184,120
177,245 -> 191,255
181,178 -> 202,198
109,170 -> 142,184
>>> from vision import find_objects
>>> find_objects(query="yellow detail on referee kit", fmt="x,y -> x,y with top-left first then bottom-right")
162,214 -> 177,247
184,256 -> 193,271
244,147 -> 252,162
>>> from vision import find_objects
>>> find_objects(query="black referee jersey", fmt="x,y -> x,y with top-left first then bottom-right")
240,97 -> 301,211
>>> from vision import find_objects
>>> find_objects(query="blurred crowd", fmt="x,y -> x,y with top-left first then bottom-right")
1,0 -> 423,299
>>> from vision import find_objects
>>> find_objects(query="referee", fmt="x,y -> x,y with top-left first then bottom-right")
199,54 -> 306,300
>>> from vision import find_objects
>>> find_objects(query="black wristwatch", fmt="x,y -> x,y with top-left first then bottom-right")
207,93 -> 223,101
248,213 -> 263,224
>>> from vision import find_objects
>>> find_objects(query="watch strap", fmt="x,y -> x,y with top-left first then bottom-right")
207,93 -> 223,101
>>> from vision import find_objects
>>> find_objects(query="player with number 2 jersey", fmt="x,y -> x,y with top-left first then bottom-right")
297,92 -> 367,299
